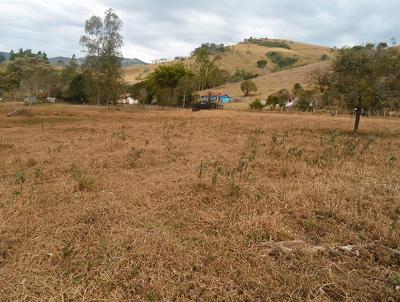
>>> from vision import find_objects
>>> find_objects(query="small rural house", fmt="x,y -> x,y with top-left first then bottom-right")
201,93 -> 232,103
119,94 -> 139,105
285,95 -> 299,108
127,97 -> 138,105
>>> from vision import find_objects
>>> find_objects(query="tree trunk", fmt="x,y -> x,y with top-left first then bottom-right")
97,48 -> 100,106
354,107 -> 362,134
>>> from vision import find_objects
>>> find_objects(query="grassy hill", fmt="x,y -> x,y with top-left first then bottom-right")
207,61 -> 330,110
124,39 -> 333,84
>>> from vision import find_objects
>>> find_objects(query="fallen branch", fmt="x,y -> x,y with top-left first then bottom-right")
260,240 -> 400,257
383,246 -> 400,256
6,108 -> 33,117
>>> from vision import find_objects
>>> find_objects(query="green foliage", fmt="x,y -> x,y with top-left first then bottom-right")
7,55 -> 56,101
296,90 -> 314,111
377,42 -> 388,49
9,48 -> 48,62
148,63 -> 190,89
266,95 -> 285,107
249,98 -> 264,110
194,48 -> 228,90
245,37 -> 291,49
321,54 -> 329,61
69,74 -> 87,102
60,55 -> 78,86
126,81 -> 151,104
175,75 -> 197,107
293,83 -> 304,96
80,9 -> 124,105
266,89 -> 290,107
16,171 -> 26,184
192,43 -> 226,56
0,53 -> 5,64
146,63 -> 195,105
241,80 -> 258,96
146,291 -> 160,302
232,69 -> 259,82
0,70 -> 19,95
16,171 -> 26,194
313,44 -> 400,131
256,60 -> 268,68
266,52 -> 298,69
60,55 -> 87,102
70,165 -> 94,191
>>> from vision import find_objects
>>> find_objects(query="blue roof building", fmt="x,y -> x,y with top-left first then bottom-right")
201,94 -> 231,103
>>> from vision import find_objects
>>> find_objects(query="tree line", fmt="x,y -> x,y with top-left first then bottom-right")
0,9 -> 124,105
1,9 -> 400,129
312,43 -> 400,132
0,8 -> 238,107
125,46 -> 234,107
249,43 -> 400,133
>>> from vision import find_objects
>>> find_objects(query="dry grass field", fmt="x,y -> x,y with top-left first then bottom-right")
0,103 -> 400,301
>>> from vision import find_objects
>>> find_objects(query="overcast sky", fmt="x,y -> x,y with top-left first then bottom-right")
0,0 -> 398,62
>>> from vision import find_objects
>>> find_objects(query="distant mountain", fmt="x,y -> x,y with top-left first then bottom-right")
49,56 -> 148,67
0,52 -> 147,67
120,58 -> 148,67
0,51 -> 11,61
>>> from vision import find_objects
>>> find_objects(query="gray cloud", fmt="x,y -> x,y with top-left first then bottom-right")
0,0 -> 399,62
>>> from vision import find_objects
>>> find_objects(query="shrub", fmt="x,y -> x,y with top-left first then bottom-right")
321,54 -> 329,61
296,98 -> 312,111
245,38 -> 291,49
70,165 -> 94,191
257,60 -> 267,68
266,89 -> 290,107
16,171 -> 26,194
232,69 -> 259,82
266,52 -> 298,69
249,99 -> 264,110
293,83 -> 304,96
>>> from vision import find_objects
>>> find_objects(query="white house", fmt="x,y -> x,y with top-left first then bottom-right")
285,96 -> 299,108
127,97 -> 139,105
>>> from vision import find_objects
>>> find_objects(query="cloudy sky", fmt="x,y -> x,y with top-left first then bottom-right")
0,0 -> 398,62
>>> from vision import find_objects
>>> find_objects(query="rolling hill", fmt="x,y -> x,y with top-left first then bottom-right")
0,52 -> 147,67
209,61 -> 330,110
123,39 -> 333,84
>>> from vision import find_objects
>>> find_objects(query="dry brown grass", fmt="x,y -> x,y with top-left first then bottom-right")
0,103 -> 399,301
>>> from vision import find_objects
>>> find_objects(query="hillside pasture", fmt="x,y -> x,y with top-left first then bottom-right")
123,40 -> 332,84
0,103 -> 399,301
209,61 -> 330,110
